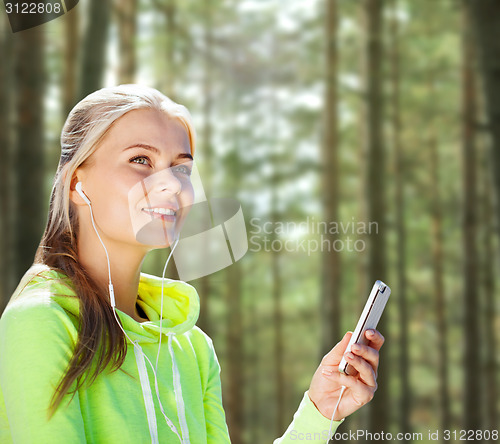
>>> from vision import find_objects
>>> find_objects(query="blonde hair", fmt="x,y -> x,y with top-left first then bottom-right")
35,84 -> 196,415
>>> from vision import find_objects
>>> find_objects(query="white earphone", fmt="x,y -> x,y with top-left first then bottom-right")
75,181 -> 91,206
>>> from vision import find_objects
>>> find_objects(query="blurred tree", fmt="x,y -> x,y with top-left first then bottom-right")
428,77 -> 451,434
270,150 -> 285,435
164,0 -> 175,97
0,17 -> 14,312
13,26 -> 45,283
197,0 -> 216,335
389,1 -> 412,438
152,0 -> 178,99
268,27 -> 286,436
465,0 -> 500,240
320,0 -> 342,358
354,1 -> 369,338
364,0 -> 389,434
272,271 -> 285,437
226,258 -> 244,444
478,141 -> 498,437
224,142 -> 244,443
79,0 -> 111,99
116,0 -> 137,84
461,9 -> 480,432
63,7 -> 79,117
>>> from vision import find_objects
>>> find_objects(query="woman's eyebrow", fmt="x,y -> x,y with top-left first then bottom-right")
176,153 -> 194,161
124,143 -> 161,154
123,143 -> 193,160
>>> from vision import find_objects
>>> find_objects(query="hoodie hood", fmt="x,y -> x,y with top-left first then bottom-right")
119,273 -> 200,344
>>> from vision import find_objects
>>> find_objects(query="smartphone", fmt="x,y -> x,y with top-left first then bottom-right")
338,280 -> 390,376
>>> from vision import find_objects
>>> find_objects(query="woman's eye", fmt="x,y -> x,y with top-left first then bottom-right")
130,155 -> 151,166
172,164 -> 192,176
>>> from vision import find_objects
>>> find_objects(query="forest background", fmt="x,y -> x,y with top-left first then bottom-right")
0,0 -> 499,443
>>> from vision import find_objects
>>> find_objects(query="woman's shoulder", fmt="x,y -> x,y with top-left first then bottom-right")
11,264 -> 75,295
0,267 -> 79,382
187,324 -> 213,343
186,326 -> 219,360
1,264 -> 79,331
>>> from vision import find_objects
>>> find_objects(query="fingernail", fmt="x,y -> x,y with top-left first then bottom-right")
345,352 -> 355,360
366,329 -> 375,336
351,344 -> 360,352
322,368 -> 333,376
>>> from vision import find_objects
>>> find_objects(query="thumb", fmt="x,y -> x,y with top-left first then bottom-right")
321,331 -> 352,366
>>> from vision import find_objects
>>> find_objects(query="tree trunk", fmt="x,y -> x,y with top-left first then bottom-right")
351,6 -> 369,433
163,0 -> 177,99
479,138 -> 498,438
13,26 -> 46,283
461,9 -> 481,432
63,6 -> 79,118
247,276 -> 260,444
271,229 -> 284,435
389,2 -> 411,439
464,0 -> 500,242
79,0 -> 111,99
320,0 -> 341,360
117,0 -> 137,84
197,0 -> 214,335
224,54 -> 245,442
0,16 -> 15,313
428,83 -> 451,436
225,254 -> 244,443
364,0 -> 389,434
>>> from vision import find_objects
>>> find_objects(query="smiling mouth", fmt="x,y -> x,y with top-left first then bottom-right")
142,207 -> 177,217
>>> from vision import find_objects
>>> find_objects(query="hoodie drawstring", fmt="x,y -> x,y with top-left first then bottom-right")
134,342 -> 159,444
168,332 -> 190,444
133,336 -> 190,444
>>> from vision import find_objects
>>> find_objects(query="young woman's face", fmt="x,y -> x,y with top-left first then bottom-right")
74,109 -> 194,249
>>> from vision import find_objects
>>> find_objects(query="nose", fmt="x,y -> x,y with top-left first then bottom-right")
151,168 -> 182,195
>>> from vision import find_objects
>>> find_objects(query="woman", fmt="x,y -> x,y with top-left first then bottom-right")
0,84 -> 384,443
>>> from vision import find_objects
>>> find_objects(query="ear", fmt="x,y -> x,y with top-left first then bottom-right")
69,170 -> 89,206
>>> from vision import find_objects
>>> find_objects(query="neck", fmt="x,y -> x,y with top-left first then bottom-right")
77,226 -> 150,323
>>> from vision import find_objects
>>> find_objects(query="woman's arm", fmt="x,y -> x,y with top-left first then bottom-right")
0,297 -> 87,443
273,391 -> 344,443
203,337 -> 232,444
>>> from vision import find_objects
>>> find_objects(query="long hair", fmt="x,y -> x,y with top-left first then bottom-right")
34,84 -> 196,416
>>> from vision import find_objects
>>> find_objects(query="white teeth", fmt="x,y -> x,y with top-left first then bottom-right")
143,208 -> 176,216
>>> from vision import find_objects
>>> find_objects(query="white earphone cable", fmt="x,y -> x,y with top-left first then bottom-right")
156,235 -> 180,375
86,203 -> 115,306
326,385 -> 346,443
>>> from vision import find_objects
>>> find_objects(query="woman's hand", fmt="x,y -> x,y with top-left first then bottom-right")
308,329 -> 385,421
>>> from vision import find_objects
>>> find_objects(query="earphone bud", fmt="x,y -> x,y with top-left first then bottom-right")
75,181 -> 91,206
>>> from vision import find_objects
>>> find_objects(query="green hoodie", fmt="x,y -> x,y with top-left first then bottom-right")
0,265 -> 342,443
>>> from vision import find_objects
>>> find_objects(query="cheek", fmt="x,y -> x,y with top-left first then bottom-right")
94,179 -> 137,229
